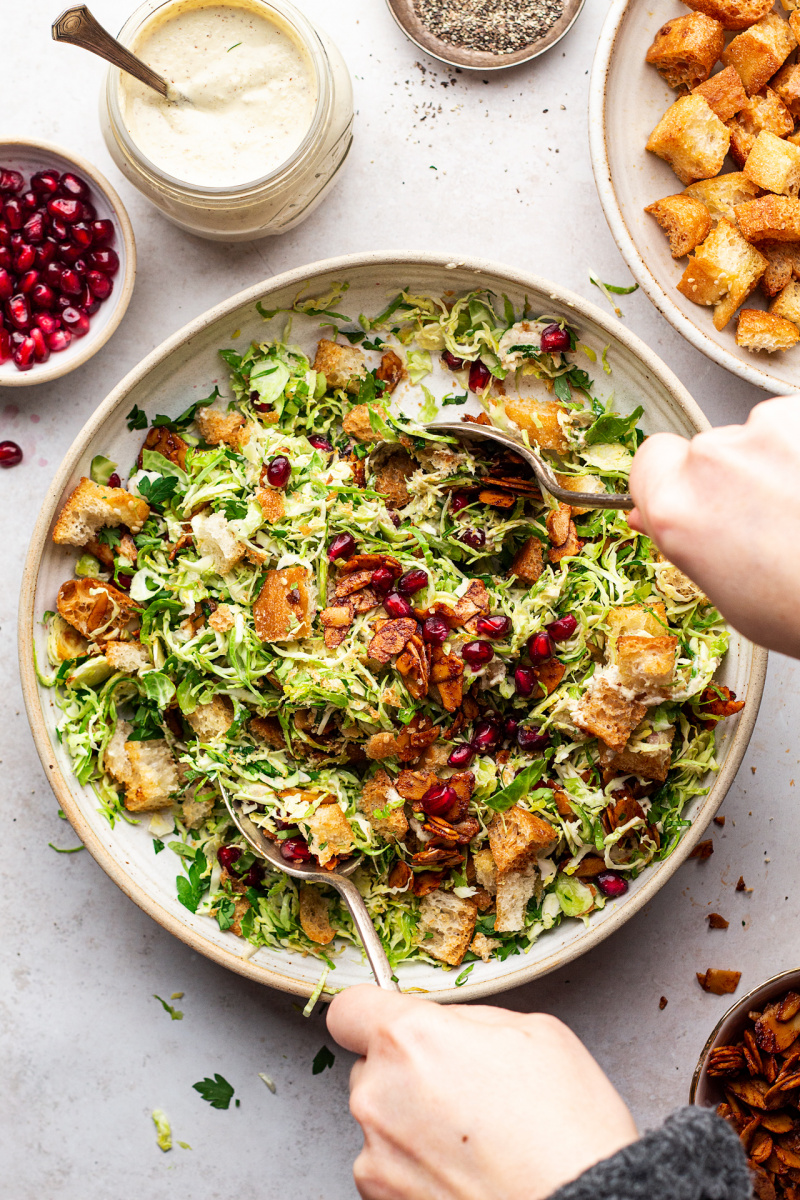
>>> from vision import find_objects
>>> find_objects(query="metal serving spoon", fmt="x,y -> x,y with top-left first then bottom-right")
218,781 -> 400,992
430,421 -> 634,510
52,6 -> 187,103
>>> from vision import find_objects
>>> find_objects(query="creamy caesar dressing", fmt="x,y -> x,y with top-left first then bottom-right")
120,0 -> 318,188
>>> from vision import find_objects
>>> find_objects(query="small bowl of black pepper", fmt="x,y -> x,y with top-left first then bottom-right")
385,0 -> 585,71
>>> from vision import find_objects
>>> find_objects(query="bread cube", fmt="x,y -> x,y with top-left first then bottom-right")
792,10 -> 800,43
191,510 -> 245,576
727,85 -> 795,165
304,803 -> 355,867
616,634 -> 679,691
736,306 -> 800,349
57,578 -> 140,641
680,0 -> 779,32
770,59 -> 800,116
185,695 -> 235,741
645,194 -> 712,256
359,770 -> 409,841
758,241 -> 800,294
52,476 -> 150,546
574,678 -> 648,753
488,805 -> 556,874
721,14 -> 796,95
503,395 -> 569,453
417,891 -> 477,966
769,276 -> 800,320
735,193 -> 800,240
253,565 -> 311,641
104,721 -> 180,813
684,172 -> 760,222
313,338 -> 367,393
606,602 -> 668,644
693,65 -> 748,120
495,864 -> 538,934
598,728 -> 676,784
194,406 -> 248,448
677,219 -> 768,328
743,130 -> 800,194
509,536 -> 544,585
646,14 -> 725,90
298,887 -> 336,946
646,94 -> 730,185
472,847 -> 498,894
104,641 -> 150,674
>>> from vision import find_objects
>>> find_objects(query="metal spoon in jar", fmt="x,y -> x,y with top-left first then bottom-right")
218,780 -> 400,992
52,6 -> 188,104
430,421 -> 634,510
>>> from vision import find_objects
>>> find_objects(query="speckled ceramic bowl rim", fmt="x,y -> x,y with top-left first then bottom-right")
0,137 -> 136,388
18,251 -> 768,1001
588,0 -> 793,396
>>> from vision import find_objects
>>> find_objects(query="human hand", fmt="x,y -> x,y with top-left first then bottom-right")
628,396 -> 800,658
327,986 -> 637,1200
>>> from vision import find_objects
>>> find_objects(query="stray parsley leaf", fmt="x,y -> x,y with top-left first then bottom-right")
152,386 -> 220,432
192,1073 -> 235,1110
136,474 -> 179,509
153,994 -> 184,1020
215,896 -> 236,931
176,849 -> 208,914
486,760 -> 547,813
222,498 -> 248,521
584,405 -> 644,446
126,404 -> 148,431
442,392 -> 468,406
553,374 -> 571,404
152,838 -> 165,855
96,527 -> 121,548
312,1046 -> 335,1075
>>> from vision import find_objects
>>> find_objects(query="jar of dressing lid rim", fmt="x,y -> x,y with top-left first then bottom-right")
100,0 -> 354,241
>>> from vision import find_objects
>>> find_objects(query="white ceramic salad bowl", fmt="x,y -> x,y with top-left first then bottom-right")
18,252 -> 767,1002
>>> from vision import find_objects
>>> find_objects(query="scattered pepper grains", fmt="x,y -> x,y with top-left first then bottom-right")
411,0 -> 564,54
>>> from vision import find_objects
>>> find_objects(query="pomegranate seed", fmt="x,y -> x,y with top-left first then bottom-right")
389,511 -> 402,528
547,614 -> 578,642
71,222 -> 93,250
242,862 -> 265,888
117,572 -> 133,590
13,336 -> 35,370
383,591 -> 413,619
280,836 -> 312,862
61,306 -> 90,337
514,665 -> 536,697
442,350 -> 466,371
0,223 -> 8,248
31,282 -> 55,310
80,201 -> 97,223
10,331 -> 25,349
0,169 -> 24,194
13,243 -> 35,272
0,439 -> 22,465
18,270 -> 39,294
450,489 -> 472,513
37,240 -> 57,268
47,197 -> 82,223
23,212 -> 44,243
459,528 -> 485,551
461,640 -> 494,668
9,232 -> 23,250
468,360 -> 491,392
471,718 -> 502,752
4,199 -> 23,229
0,328 -> 10,363
88,248 -> 119,275
328,532 -> 357,561
108,472 -> 121,488
55,294 -> 73,312
81,285 -> 100,316
540,323 -> 571,354
44,262 -> 63,288
30,170 -> 59,196
217,845 -> 242,872
448,743 -> 475,768
47,328 -> 72,353
60,172 -> 90,202
0,269 -> 13,301
73,257 -> 87,277
7,294 -> 30,329
90,219 -> 114,246
0,247 -> 10,271
37,312 -> 60,335
476,614 -> 511,639
422,615 -> 450,645
528,631 -> 555,663
20,191 -> 37,213
29,327 -> 49,362
307,434 -> 333,452
57,241 -> 82,265
370,565 -> 395,595
516,725 -> 550,752
503,716 -> 519,740
398,568 -> 428,597
48,216 -> 69,241
420,783 -> 458,817
265,455 -> 291,488
596,871 -> 629,898
60,269 -> 82,296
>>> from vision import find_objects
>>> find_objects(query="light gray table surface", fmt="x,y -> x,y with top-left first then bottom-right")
2,1 -> 797,1196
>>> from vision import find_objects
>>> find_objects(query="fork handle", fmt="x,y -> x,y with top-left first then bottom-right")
331,874 -> 400,991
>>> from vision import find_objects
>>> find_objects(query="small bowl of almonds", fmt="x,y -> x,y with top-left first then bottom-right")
691,969 -> 800,1196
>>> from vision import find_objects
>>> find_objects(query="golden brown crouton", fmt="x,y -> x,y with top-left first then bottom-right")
503,395 -> 569,453
769,276 -> 800,322
304,803 -> 355,867
646,14 -> 726,90
365,731 -> 400,760
574,679 -> 649,753
371,446 -> 416,508
680,0 -> 776,31
359,770 -> 409,841
472,847 -> 498,894
744,130 -> 800,194
417,890 -> 478,966
104,723 -> 179,812
646,94 -> 730,185
207,604 -> 236,633
607,602 -> 668,646
342,404 -> 386,443
249,715 -> 285,748
735,193 -> 800,241
256,487 -> 285,523
52,477 -> 150,546
759,240 -> 800,294
616,634 -> 679,691
253,566 -> 311,642
509,536 -> 544,586
677,219 -> 767,328
736,306 -> 800,349
684,172 -> 761,222
191,510 -> 246,576
313,338 -> 367,393
693,66 -> 749,121
495,864 -> 538,933
470,932 -> 501,962
182,796 -> 215,829
488,805 -> 557,875
299,886 -> 336,945
598,727 -> 676,784
185,695 -> 234,741
194,406 -> 247,448
57,578 -> 140,641
727,85 -> 794,166
721,14 -> 796,95
104,640 -> 150,674
770,58 -> 800,116
453,580 -> 491,625
645,194 -> 713,257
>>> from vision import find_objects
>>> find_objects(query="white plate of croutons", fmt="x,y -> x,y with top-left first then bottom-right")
591,0 -> 800,390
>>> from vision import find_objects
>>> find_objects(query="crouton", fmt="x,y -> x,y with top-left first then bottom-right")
769,276 -> 800,322
554,473 -> 609,515
194,406 -> 248,448
57,578 -> 139,640
103,719 -> 133,783
52,477 -> 150,546
645,194 -> 713,257
503,395 -> 569,453
607,602 -> 667,645
249,715 -> 285,748
182,796 -> 215,828
371,447 -> 416,509
299,886 -> 336,945
616,635 -> 679,691
509,536 -> 544,585
684,172 -> 761,222
365,732 -> 400,760
417,890 -> 477,966
105,725 -> 179,812
737,305 -> 800,348
185,695 -> 234,741
727,85 -> 794,166
759,240 -> 800,294
646,94 -> 730,185
342,404 -> 386,443
191,510 -> 246,575
721,14 -> 796,95
304,803 -> 355,867
453,580 -> 491,625
495,864 -> 538,933
472,847 -> 498,894
375,348 -> 406,394
598,727 -> 676,784
253,566 -> 311,642
646,14 -> 726,90
677,219 -> 767,328
488,805 -> 556,875
137,425 -> 188,470
104,641 -> 150,674
359,771 -> 409,841
693,66 -> 749,121
680,0 -> 776,32
313,338 -> 367,392
744,130 -> 800,194
208,604 -> 236,633
736,193 -> 800,241
470,932 -> 501,962
573,678 -> 648,753
769,59 -> 800,117
256,487 -> 285,523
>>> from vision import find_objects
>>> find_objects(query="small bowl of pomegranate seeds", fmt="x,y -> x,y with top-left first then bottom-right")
0,139 -> 135,387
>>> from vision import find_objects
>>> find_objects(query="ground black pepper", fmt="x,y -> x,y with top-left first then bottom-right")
412,0 -> 564,55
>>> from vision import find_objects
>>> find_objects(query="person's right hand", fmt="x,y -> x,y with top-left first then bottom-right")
628,395 -> 800,659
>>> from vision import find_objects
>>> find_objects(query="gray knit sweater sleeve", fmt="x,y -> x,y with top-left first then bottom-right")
550,1107 -> 751,1200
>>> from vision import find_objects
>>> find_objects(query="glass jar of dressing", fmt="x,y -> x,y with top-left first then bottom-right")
100,0 -> 353,240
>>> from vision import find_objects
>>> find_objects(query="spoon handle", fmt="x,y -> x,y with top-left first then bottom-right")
332,874 -> 400,991
52,5 -> 171,99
